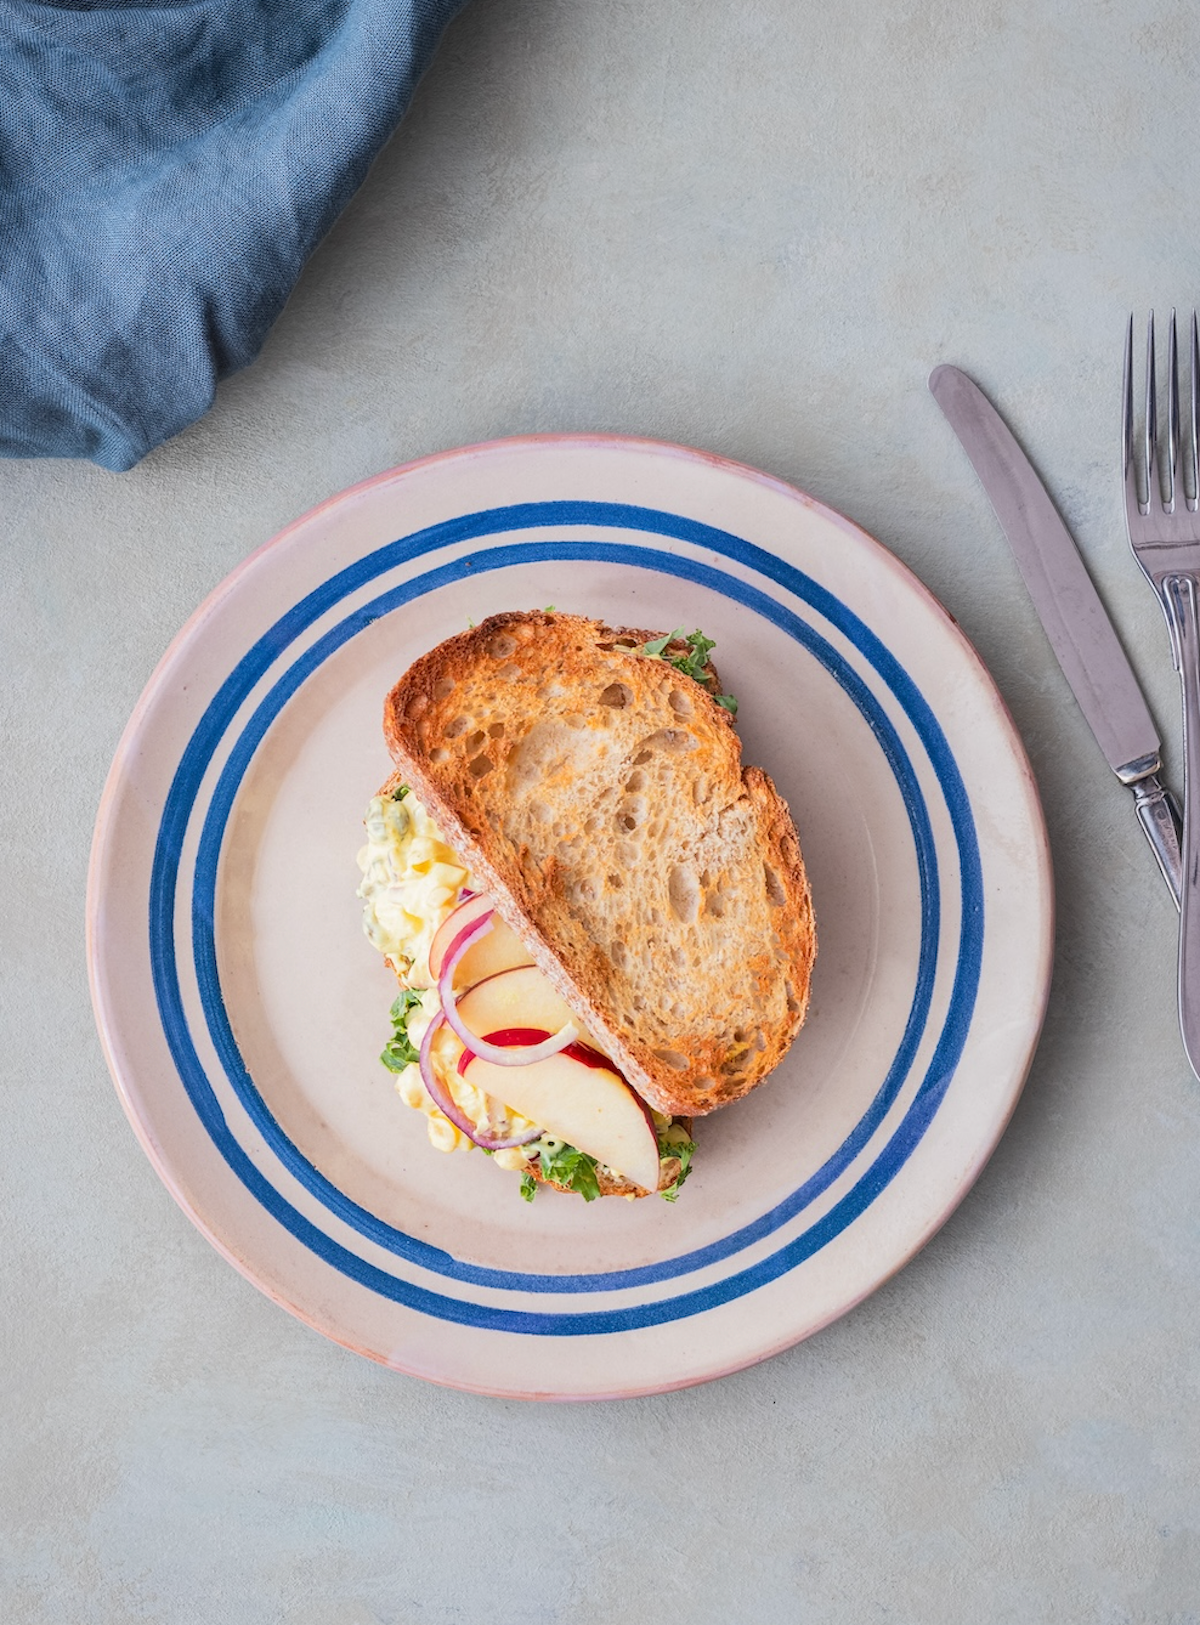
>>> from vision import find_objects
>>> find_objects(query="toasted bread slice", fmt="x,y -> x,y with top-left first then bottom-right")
382,611 -> 815,1117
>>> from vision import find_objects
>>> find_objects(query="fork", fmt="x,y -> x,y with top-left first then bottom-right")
1125,309 -> 1200,1080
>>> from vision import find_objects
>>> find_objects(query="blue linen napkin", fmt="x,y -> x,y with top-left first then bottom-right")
0,0 -> 468,471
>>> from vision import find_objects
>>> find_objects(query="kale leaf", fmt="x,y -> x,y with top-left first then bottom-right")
380,988 -> 424,1073
658,1127 -> 698,1203
641,627 -> 738,717
668,628 -> 716,682
529,1138 -> 602,1202
519,1126 -> 698,1204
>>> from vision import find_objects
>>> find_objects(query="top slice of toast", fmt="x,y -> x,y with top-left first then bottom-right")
382,611 -> 815,1117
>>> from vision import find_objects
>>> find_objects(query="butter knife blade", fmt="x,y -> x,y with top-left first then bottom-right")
929,362 -> 1183,904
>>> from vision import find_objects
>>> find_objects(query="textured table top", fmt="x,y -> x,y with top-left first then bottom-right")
5,1 -> 1199,1619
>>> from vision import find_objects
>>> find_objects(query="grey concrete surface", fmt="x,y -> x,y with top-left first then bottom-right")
4,1 -> 1200,1619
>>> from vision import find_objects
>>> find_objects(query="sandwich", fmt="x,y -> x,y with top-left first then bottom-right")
355,610 -> 816,1201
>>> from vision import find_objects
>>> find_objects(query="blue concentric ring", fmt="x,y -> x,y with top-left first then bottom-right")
193,545 -> 937,1288
149,502 -> 983,1334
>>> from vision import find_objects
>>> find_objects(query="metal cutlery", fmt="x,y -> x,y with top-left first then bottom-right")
1125,310 -> 1200,1079
930,363 -> 1183,906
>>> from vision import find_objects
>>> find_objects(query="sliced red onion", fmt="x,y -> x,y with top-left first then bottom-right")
458,1027 -> 550,1075
428,894 -> 494,983
458,1030 -> 614,1075
418,1011 -> 540,1151
438,914 -> 578,1066
444,904 -> 493,967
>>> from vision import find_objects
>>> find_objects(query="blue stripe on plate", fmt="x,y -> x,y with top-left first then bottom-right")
192,544 -> 938,1289
148,504 -> 982,1332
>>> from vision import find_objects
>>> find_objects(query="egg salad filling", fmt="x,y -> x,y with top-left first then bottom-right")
356,784 -> 541,1166
356,783 -> 697,1201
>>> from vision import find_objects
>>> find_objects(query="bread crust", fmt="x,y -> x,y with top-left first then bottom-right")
381,611 -> 815,1116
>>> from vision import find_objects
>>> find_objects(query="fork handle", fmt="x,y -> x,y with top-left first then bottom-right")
1163,572 -> 1200,1078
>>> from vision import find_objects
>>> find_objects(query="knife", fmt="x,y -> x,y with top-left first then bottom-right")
929,363 -> 1184,906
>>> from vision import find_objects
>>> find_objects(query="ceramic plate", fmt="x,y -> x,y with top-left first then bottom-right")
87,434 -> 1052,1399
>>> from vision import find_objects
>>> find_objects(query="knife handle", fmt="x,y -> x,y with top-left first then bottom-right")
1133,772 -> 1184,909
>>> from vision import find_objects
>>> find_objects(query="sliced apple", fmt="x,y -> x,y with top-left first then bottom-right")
428,893 -> 493,984
454,964 -> 580,1047
455,914 -> 533,989
462,1041 -> 661,1192
458,1030 -> 614,1074
429,895 -> 536,989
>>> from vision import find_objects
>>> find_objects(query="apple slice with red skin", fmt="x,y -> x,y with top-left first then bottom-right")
456,915 -> 534,989
456,1030 -> 623,1077
460,1028 -> 661,1193
463,1030 -> 659,1140
427,894 -> 493,984
428,896 -> 534,989
454,964 -> 585,1049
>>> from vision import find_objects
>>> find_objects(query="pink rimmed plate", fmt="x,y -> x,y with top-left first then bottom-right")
87,434 -> 1052,1399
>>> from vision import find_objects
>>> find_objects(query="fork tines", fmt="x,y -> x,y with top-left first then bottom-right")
1126,309 -> 1200,516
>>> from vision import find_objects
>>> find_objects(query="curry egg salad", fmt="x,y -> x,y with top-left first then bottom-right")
356,786 -> 541,1167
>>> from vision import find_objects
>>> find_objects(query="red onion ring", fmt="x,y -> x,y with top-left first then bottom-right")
457,1030 -> 616,1075
418,1011 -> 540,1151
438,913 -> 578,1066
445,903 -> 493,965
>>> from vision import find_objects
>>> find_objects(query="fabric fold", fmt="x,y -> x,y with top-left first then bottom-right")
0,0 -> 468,469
